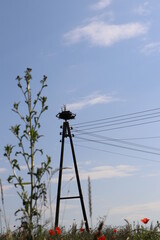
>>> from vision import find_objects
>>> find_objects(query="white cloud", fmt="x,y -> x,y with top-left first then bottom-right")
64,21 -> 149,47
0,168 -> 7,173
142,41 -> 160,55
86,165 -> 138,180
51,164 -> 138,183
134,1 -> 150,16
84,160 -> 92,165
84,11 -> 115,24
111,201 -> 160,216
1,184 -> 13,192
67,93 -> 116,111
91,0 -> 112,11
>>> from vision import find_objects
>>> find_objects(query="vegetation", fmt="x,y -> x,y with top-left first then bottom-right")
4,68 -> 52,240
0,220 -> 160,239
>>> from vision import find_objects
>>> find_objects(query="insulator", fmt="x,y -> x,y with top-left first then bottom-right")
60,132 -> 62,135
60,126 -> 63,129
70,127 -> 73,130
72,134 -> 74,137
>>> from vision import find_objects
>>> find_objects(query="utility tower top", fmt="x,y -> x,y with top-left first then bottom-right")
56,105 -> 76,121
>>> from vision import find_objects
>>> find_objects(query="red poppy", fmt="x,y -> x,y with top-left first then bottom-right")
55,226 -> 61,235
141,218 -> 149,224
97,236 -> 106,240
80,227 -> 84,232
113,229 -> 117,233
48,229 -> 55,236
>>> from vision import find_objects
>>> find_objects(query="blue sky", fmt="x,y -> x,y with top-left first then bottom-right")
1,0 -> 160,230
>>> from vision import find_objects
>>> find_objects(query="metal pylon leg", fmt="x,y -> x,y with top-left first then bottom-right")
55,121 -> 66,228
55,121 -> 89,231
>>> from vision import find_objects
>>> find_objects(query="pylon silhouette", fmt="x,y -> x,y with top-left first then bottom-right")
55,107 -> 89,231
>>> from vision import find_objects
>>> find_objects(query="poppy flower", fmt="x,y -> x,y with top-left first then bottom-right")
48,229 -> 55,236
97,236 -> 106,240
55,226 -> 61,235
113,229 -> 117,233
80,227 -> 84,232
141,218 -> 149,224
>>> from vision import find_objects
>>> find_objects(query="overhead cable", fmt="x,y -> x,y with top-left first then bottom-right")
74,143 -> 160,164
73,131 -> 160,152
74,136 -> 160,156
72,107 -> 160,127
73,119 -> 160,134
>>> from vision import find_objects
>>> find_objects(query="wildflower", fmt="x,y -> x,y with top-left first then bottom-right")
97,236 -> 106,240
141,218 -> 149,224
49,229 -> 55,236
80,227 -> 84,232
55,226 -> 61,235
113,229 -> 117,233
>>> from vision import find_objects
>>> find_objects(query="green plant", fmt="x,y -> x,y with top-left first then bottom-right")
4,68 -> 52,240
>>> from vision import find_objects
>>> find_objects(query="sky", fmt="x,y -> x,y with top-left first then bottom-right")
1,0 -> 160,231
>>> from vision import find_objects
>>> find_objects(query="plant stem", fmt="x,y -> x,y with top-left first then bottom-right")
28,81 -> 34,240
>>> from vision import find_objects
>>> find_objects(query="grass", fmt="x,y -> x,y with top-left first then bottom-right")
1,220 -> 160,240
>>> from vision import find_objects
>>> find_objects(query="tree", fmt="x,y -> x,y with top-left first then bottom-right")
4,68 -> 52,239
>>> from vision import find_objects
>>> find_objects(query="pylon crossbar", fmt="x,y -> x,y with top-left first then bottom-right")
60,196 -> 80,200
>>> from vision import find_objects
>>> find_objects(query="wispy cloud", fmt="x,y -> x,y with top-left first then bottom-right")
1,184 -> 13,192
84,11 -> 115,24
91,0 -> 112,11
111,201 -> 160,217
0,168 -> 7,173
51,165 -> 138,183
67,93 -> 117,111
134,1 -> 150,16
86,165 -> 138,180
64,21 -> 149,47
141,41 -> 160,55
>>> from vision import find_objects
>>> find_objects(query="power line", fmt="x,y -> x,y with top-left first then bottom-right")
69,107 -> 160,164
74,133 -> 160,152
73,111 -> 160,130
76,128 -> 160,152
114,136 -> 160,141
74,143 -> 160,164
74,136 -> 160,156
74,135 -> 160,141
73,118 -> 160,134
73,113 -> 160,132
72,107 -> 160,127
